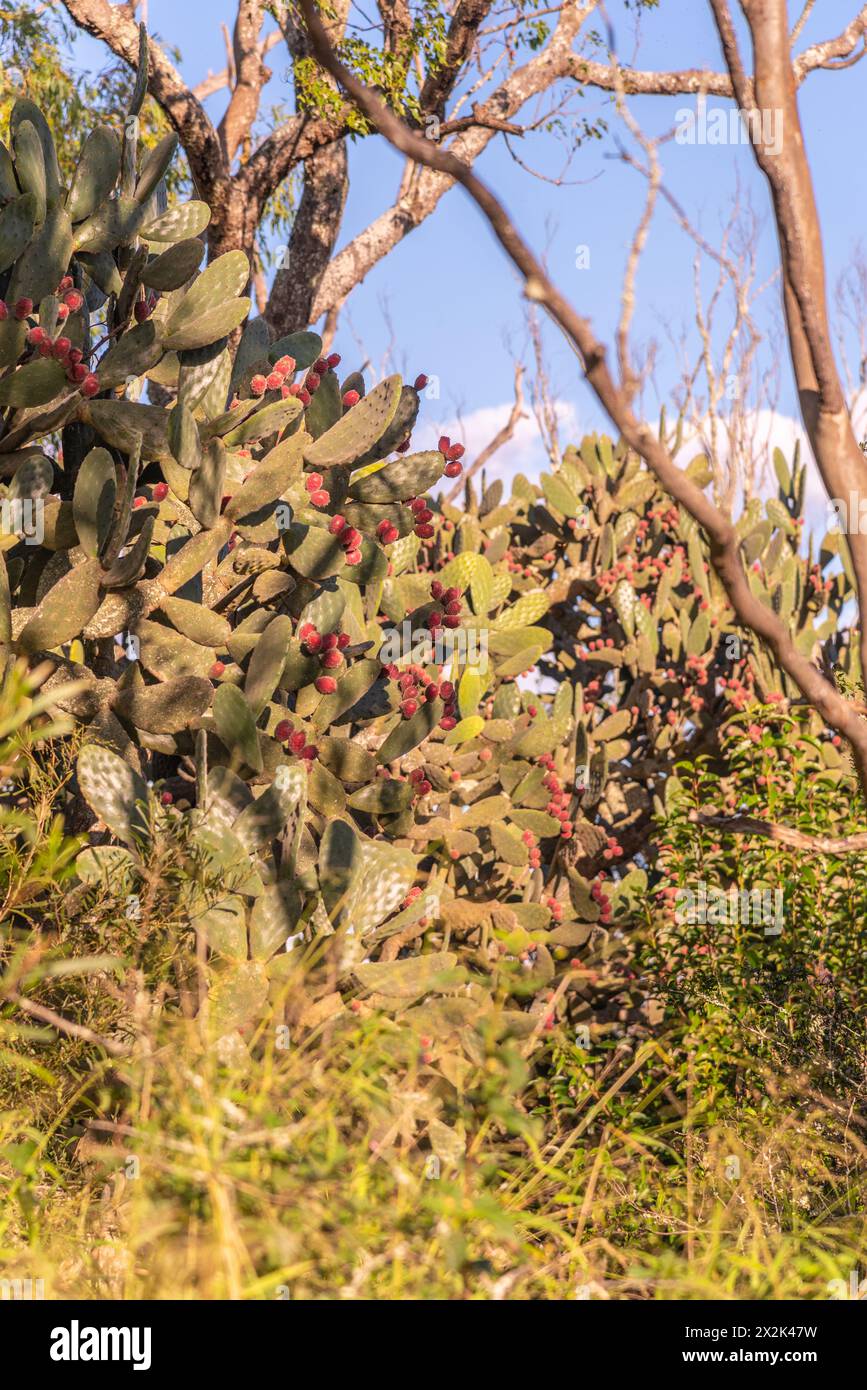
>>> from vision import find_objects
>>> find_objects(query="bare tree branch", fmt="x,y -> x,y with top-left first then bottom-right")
607,44 -> 665,403
378,0 -> 414,55
265,0 -> 352,337
218,1 -> 271,165
60,0 -> 227,198
689,810 -> 867,854
266,141 -> 349,336
710,0 -> 867,722
418,0 -> 495,116
221,21 -> 237,91
565,5 -> 867,95
790,0 -> 816,47
310,1 -> 867,324
7,992 -> 128,1056
311,0 -> 593,321
192,30 -> 281,100
62,0 -> 867,338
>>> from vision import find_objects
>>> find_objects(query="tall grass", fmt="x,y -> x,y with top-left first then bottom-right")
3,986 -> 865,1299
1,680 -> 865,1300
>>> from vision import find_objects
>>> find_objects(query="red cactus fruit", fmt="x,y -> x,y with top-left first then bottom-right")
315,675 -> 337,695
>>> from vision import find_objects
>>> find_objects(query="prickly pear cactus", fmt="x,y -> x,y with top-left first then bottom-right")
0,60 -> 470,1048
6,50 -> 848,1049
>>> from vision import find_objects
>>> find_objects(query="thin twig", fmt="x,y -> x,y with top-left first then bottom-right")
688,809 -> 867,853
444,362 -> 527,503
7,993 -> 128,1056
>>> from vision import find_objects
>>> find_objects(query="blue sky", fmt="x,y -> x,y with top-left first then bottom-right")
67,1 -> 867,495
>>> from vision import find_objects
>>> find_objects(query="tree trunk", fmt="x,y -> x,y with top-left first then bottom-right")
265,139 -> 349,337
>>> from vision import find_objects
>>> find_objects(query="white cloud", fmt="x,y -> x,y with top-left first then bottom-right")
416,393 -> 867,543
414,399 -> 582,491
676,399 -> 867,539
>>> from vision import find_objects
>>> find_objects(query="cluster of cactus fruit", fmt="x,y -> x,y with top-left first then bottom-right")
2,50 -> 857,1054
